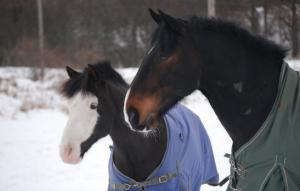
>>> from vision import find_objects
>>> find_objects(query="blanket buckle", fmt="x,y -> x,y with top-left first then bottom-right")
124,183 -> 131,190
159,175 -> 168,183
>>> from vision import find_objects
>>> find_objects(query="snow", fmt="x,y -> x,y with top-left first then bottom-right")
0,67 -> 67,118
0,101 -> 227,191
288,59 -> 300,71
0,110 -> 110,191
0,60 -> 299,191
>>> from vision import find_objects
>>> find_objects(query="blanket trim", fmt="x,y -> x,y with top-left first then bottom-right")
109,172 -> 177,190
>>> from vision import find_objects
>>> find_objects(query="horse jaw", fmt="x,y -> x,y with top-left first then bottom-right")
59,93 -> 98,164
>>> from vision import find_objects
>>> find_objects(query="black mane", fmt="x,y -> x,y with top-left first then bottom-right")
150,16 -> 286,68
188,17 -> 287,61
60,61 -> 128,98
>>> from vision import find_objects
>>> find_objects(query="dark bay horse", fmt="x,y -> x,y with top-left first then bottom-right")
59,61 -> 218,190
124,10 -> 300,191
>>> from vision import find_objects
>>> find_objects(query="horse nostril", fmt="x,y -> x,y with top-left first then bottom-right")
146,114 -> 154,128
127,107 -> 139,128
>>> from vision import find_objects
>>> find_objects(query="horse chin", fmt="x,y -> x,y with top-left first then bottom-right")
133,119 -> 159,133
62,157 -> 82,165
59,144 -> 82,165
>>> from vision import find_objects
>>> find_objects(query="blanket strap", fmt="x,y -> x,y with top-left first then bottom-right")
208,176 -> 230,187
110,172 -> 177,190
207,153 -> 233,188
227,152 -> 248,191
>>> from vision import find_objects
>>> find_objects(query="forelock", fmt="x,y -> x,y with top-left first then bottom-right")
60,61 -> 128,99
60,70 -> 95,98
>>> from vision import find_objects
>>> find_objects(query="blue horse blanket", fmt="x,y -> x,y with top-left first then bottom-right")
108,104 -> 219,191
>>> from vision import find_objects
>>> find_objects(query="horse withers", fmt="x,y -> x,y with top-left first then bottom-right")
124,9 -> 300,191
59,61 -> 219,190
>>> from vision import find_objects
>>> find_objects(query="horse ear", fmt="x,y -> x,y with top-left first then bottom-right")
149,8 -> 161,24
158,10 -> 186,35
66,66 -> 79,78
87,64 -> 98,81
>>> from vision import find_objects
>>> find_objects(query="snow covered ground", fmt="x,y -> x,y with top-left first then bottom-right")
0,60 -> 299,191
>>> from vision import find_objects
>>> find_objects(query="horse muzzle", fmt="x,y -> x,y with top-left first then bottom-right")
126,106 -> 157,131
59,144 -> 82,164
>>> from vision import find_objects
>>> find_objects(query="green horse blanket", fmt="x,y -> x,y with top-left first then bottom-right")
227,62 -> 300,191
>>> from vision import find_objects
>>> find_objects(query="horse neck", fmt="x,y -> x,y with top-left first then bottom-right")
108,85 -> 167,181
195,36 -> 283,151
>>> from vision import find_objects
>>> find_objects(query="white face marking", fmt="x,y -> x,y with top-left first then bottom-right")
233,82 -> 243,93
123,88 -> 134,131
141,128 -> 152,134
59,93 -> 98,164
147,45 -> 155,55
123,88 -> 152,133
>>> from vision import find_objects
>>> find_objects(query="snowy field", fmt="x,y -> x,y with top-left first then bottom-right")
0,60 -> 299,191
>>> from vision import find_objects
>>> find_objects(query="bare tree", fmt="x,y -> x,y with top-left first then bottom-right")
208,0 -> 216,16
36,0 -> 44,80
1,0 -> 299,68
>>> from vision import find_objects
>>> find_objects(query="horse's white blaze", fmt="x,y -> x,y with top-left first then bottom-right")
123,88 -> 135,131
59,93 -> 98,164
147,45 -> 155,55
123,88 -> 152,133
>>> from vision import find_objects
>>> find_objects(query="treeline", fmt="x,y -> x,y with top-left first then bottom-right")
0,0 -> 299,69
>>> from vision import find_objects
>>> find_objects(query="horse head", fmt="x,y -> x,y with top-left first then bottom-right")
124,9 -> 199,132
59,61 -> 127,164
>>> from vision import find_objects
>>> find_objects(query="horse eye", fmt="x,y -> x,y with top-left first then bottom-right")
90,103 -> 98,110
